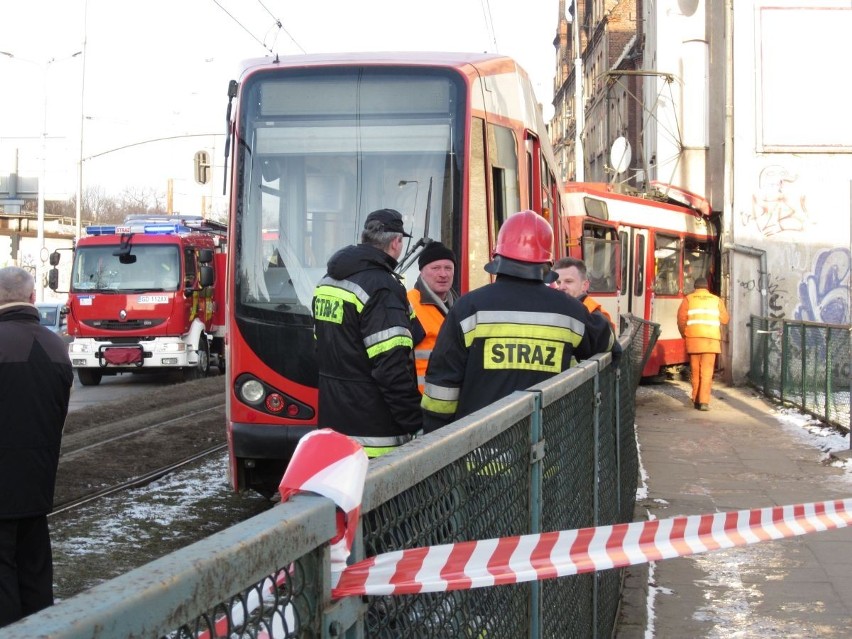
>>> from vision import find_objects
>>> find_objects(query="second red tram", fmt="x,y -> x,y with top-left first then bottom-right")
560,182 -> 719,378
223,52 -> 563,494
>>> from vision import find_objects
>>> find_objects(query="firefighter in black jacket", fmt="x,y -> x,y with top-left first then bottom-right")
312,208 -> 423,457
421,210 -> 614,432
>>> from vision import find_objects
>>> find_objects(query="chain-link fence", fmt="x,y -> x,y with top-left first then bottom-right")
3,315 -> 660,639
749,315 -> 851,430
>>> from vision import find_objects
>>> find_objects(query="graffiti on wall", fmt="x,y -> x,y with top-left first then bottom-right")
795,248 -> 851,325
742,165 -> 810,237
737,272 -> 789,321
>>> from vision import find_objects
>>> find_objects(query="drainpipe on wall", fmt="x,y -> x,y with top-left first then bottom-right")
721,0 -> 736,383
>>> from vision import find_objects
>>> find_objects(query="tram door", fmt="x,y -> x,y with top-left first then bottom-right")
619,226 -> 649,320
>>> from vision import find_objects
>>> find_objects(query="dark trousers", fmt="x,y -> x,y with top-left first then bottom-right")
0,515 -> 54,628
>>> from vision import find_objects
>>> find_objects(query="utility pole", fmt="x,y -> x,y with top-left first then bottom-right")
572,2 -> 585,182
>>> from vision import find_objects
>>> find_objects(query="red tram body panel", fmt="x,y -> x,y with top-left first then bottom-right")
560,182 -> 718,377
223,52 -> 563,494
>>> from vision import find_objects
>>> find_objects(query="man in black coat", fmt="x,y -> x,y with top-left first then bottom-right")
312,209 -> 423,457
0,267 -> 73,627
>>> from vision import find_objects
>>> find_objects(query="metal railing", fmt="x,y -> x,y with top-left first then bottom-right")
749,315 -> 851,431
2,315 -> 660,639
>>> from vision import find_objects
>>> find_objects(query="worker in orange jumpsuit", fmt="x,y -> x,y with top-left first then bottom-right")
677,276 -> 729,410
407,241 -> 458,392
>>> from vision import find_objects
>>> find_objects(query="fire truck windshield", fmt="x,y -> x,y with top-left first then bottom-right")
234,67 -> 465,325
71,245 -> 181,292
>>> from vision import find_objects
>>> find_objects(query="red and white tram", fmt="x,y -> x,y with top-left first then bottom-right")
559,182 -> 719,378
222,52 -> 562,494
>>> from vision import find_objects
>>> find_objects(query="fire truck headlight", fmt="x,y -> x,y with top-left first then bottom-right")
240,379 -> 265,404
69,342 -> 89,354
162,343 -> 187,353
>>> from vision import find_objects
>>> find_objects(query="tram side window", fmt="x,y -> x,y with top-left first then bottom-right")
469,117 -> 491,290
582,224 -> 617,293
653,234 -> 680,296
634,234 -> 645,297
487,123 -> 519,234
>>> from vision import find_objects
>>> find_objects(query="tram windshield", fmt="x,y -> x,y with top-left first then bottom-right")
234,67 -> 466,323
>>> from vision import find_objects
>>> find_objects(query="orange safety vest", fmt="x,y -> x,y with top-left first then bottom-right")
677,288 -> 729,354
407,286 -> 451,393
582,295 -> 615,330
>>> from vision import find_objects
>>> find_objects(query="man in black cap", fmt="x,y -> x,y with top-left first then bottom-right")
407,241 -> 458,392
312,208 -> 423,457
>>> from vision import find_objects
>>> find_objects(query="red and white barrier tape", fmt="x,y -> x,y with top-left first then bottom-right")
279,429 -> 368,589
331,499 -> 852,598
273,432 -> 852,599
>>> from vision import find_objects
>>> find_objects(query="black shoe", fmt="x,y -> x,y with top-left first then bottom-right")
694,402 -> 700,410
698,403 -> 710,411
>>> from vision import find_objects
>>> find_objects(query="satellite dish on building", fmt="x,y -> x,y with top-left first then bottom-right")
609,137 -> 632,175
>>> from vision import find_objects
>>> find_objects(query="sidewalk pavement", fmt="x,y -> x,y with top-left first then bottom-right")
615,379 -> 852,638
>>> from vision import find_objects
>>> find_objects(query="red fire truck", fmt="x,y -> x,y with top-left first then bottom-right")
48,216 -> 227,386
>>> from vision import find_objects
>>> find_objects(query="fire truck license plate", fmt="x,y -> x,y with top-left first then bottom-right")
137,295 -> 168,304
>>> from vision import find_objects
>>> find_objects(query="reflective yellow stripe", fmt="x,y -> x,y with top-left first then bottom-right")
459,311 -> 584,349
363,446 -> 398,458
365,334 -> 413,359
313,284 -> 365,324
421,394 -> 458,415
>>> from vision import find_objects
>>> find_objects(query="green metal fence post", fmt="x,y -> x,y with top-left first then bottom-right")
614,366 -> 622,515
780,322 -> 787,405
763,319 -> 771,397
529,391 -> 543,639
826,326 -> 832,421
592,370 -> 602,639
801,323 -> 807,408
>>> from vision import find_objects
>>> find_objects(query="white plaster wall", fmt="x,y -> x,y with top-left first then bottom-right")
726,1 -> 852,383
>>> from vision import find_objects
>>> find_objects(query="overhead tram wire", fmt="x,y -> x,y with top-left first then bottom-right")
210,0 -> 274,54
209,0 -> 306,56
479,0 -> 499,52
256,0 -> 307,53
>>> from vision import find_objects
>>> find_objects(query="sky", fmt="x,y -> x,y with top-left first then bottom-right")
0,0 -> 561,217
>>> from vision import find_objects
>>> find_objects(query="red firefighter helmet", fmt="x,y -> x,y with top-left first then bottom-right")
484,210 -> 557,282
494,210 -> 554,263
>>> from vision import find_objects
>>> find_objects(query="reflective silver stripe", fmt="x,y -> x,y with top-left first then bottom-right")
351,434 -> 413,447
417,374 -> 426,386
687,308 -> 720,317
316,276 -> 371,307
459,310 -> 586,338
414,349 -> 432,360
363,326 -> 413,349
422,382 -> 460,401
686,319 -> 721,327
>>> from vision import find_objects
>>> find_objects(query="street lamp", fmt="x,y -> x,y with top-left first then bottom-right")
1,49 -> 82,301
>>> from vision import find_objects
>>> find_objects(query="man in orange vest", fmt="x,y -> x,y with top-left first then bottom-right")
677,276 -> 729,411
552,256 -> 615,330
408,241 -> 458,392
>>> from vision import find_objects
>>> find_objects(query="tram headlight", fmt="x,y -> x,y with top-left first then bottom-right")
240,379 -> 265,404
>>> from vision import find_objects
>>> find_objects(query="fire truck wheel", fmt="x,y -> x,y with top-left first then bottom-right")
77,369 -> 102,386
184,335 -> 210,381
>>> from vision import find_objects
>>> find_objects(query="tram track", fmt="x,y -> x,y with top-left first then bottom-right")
54,376 -> 230,507
49,376 -> 275,600
51,442 -> 227,515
